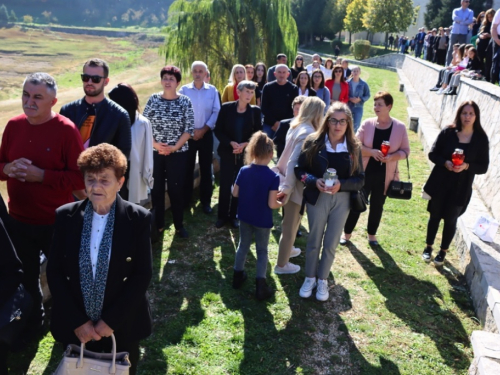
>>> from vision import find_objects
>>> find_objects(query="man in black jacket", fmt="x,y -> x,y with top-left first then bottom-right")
60,58 -> 131,158
261,65 -> 298,139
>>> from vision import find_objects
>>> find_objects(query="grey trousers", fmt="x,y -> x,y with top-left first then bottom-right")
446,33 -> 467,66
277,199 -> 302,267
305,191 -> 350,279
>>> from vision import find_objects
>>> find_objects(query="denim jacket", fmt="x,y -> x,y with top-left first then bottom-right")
347,78 -> 370,108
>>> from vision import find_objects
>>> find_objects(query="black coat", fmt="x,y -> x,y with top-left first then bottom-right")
273,118 -> 292,159
294,137 -> 365,206
47,195 -> 152,345
214,101 -> 262,158
60,97 -> 132,159
423,127 -> 489,214
0,217 -> 23,307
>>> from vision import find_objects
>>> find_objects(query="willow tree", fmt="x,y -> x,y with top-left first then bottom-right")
161,0 -> 298,90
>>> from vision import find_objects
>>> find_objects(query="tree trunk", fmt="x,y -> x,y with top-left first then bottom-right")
385,32 -> 388,50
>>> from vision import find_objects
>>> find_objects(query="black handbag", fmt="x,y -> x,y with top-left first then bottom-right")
387,151 -> 412,200
0,284 -> 33,346
350,190 -> 368,213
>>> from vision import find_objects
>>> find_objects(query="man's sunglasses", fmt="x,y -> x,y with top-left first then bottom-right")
81,74 -> 106,83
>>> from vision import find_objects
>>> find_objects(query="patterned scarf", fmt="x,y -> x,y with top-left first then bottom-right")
79,199 -> 116,323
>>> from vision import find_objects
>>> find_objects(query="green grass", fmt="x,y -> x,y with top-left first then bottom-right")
308,40 -> 395,60
6,67 -> 478,374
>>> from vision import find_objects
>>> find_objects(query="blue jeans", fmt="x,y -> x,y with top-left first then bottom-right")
234,220 -> 271,278
263,123 -> 275,139
350,106 -> 363,133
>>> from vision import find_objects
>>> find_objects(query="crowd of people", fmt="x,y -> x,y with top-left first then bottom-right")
0,44 -> 490,373
390,0 -> 500,87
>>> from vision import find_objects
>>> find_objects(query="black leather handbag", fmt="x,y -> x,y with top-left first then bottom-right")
350,190 -> 368,213
387,151 -> 412,200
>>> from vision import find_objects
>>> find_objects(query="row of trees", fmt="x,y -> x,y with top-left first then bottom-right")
1,0 -> 174,27
425,0 -> 494,30
0,4 -> 18,23
291,0 -> 418,46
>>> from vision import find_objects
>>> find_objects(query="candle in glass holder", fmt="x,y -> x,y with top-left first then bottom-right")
451,148 -> 465,166
381,141 -> 390,156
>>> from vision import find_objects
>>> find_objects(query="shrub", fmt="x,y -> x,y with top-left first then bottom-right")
23,15 -> 33,24
352,40 -> 371,60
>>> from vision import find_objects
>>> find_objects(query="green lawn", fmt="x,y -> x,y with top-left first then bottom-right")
7,67 -> 478,374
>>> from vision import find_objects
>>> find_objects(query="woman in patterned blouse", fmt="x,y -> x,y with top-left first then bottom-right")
143,66 -> 194,238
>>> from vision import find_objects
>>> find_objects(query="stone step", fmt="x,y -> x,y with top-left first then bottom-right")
470,331 -> 500,375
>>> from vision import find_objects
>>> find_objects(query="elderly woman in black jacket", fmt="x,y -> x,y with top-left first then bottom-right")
294,102 -> 364,302
422,101 -> 489,265
47,144 -> 152,375
214,80 -> 262,229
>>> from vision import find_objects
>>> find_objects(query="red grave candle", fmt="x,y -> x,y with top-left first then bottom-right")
451,148 -> 465,166
381,141 -> 390,156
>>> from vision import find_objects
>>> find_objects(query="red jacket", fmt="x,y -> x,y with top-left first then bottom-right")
324,80 -> 349,104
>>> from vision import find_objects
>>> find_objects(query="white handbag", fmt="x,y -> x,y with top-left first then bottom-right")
54,333 -> 130,375
473,215 -> 499,243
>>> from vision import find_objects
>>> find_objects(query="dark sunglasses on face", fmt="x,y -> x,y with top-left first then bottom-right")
296,58 -> 303,60
334,70 -> 343,73
81,74 -> 106,84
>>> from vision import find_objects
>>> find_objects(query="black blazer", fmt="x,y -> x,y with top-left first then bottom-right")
273,118 -> 292,159
47,195 -> 152,344
423,127 -> 489,212
295,137 -> 365,206
214,101 -> 262,158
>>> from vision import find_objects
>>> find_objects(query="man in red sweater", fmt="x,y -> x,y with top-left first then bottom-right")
0,72 -> 85,340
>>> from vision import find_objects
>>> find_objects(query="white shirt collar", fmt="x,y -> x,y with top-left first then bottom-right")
325,135 -> 348,153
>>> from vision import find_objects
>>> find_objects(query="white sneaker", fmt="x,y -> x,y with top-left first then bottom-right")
316,279 -> 329,301
299,277 -> 317,298
290,247 -> 301,258
274,262 -> 300,274
436,88 -> 445,95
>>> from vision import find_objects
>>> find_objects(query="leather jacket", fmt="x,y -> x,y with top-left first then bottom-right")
60,97 -> 131,158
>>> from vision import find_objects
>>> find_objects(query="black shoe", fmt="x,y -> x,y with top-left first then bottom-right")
429,86 -> 441,91
231,219 -> 240,229
232,270 -> 247,289
255,278 -> 274,301
422,246 -> 433,263
433,250 -> 447,266
296,230 -> 303,238
215,219 -> 227,228
445,88 -> 457,95
368,240 -> 379,246
202,205 -> 213,214
175,227 -> 189,238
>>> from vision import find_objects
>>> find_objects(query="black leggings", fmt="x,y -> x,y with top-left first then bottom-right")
344,170 -> 387,236
426,210 -> 461,250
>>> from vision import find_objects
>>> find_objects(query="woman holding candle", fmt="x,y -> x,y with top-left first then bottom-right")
341,92 -> 410,246
422,101 -> 489,265
294,102 -> 364,301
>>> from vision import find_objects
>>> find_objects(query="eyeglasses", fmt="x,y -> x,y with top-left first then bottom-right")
334,70 -> 343,73
296,58 -> 303,61
328,118 -> 347,126
81,74 -> 106,84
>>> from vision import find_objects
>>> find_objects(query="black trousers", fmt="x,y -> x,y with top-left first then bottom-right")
184,131 -> 214,207
6,218 -> 53,329
426,201 -> 463,250
491,41 -> 500,85
435,49 -> 447,66
152,151 -> 188,230
64,339 -> 140,375
217,154 -> 243,220
344,170 -> 387,236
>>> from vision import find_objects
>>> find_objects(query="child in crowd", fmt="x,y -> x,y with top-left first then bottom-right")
232,131 -> 283,300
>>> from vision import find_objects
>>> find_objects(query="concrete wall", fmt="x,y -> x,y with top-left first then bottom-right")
401,56 -> 500,222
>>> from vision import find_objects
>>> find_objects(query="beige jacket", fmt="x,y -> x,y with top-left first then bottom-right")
274,122 -> 316,205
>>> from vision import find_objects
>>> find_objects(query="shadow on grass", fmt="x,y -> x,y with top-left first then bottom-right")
348,243 -> 471,372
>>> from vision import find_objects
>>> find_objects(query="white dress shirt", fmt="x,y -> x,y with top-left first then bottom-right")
90,211 -> 111,279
